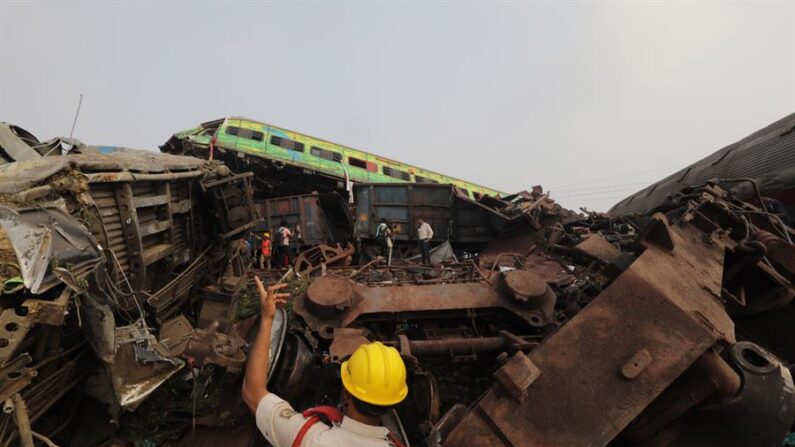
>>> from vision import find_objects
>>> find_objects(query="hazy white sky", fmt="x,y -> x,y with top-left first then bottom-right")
2,1 -> 794,211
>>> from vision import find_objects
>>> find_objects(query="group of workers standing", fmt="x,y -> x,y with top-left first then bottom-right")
250,217 -> 436,270
375,217 -> 434,265
250,220 -> 294,270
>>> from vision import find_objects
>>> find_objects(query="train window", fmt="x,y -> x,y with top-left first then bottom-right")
348,157 -> 368,169
311,146 -> 342,162
225,126 -> 239,136
415,175 -> 438,184
383,166 -> 410,181
270,135 -> 304,152
235,128 -> 263,141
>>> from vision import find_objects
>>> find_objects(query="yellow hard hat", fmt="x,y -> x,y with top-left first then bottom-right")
264,232 -> 270,237
341,342 -> 408,406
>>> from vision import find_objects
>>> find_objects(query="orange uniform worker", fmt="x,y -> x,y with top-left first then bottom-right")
260,232 -> 272,270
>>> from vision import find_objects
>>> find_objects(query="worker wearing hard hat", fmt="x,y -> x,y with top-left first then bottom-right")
242,276 -> 408,447
260,232 -> 272,270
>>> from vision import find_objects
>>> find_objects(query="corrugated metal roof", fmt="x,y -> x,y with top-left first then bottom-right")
609,112 -> 795,216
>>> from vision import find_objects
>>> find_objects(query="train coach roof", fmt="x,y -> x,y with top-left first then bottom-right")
608,112 -> 795,216
0,145 -> 207,194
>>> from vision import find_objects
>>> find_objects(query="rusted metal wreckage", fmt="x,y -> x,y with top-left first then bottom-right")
0,126 -> 261,446
0,121 -> 794,446
267,183 -> 795,447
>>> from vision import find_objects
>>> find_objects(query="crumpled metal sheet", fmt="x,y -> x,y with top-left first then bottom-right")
111,322 -> 184,410
80,295 -> 117,363
0,206 -> 52,293
0,205 -> 101,294
0,123 -> 42,163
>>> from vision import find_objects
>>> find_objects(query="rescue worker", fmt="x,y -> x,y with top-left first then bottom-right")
260,231 -> 272,270
416,217 -> 433,265
276,220 -> 294,268
375,218 -> 394,265
243,276 -> 409,447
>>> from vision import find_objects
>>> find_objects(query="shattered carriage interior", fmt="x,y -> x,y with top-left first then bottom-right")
1,117 -> 795,447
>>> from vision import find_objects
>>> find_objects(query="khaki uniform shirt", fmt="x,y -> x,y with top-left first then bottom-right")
256,394 -> 394,447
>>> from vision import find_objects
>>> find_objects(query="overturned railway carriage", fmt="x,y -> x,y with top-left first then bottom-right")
609,111 -> 795,217
0,137 -> 260,445
161,117 -> 504,200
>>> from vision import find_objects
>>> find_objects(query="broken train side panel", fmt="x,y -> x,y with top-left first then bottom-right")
0,142 -> 261,445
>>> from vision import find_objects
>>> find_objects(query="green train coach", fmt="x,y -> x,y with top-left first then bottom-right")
162,117 -> 504,200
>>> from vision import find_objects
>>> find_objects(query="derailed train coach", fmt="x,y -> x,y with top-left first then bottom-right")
0,124 -> 261,445
609,112 -> 795,218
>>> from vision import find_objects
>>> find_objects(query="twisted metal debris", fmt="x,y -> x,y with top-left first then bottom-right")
0,121 -> 794,446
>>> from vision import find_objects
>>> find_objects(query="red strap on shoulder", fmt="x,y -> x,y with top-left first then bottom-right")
291,415 -> 320,447
291,406 -> 343,447
388,432 -> 408,447
302,406 -> 343,423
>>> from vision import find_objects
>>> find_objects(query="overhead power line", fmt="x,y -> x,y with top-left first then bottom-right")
553,184 -> 654,199
550,181 -> 652,194
547,165 -> 684,191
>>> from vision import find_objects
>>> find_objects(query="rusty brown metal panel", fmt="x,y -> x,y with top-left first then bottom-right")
293,274 -> 552,336
574,234 -> 621,264
445,219 -> 734,446
259,192 -> 337,246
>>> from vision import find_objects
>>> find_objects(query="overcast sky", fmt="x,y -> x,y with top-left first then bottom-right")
2,1 -> 793,211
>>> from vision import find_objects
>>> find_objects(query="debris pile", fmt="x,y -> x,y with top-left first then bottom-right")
0,121 -> 794,446
0,130 -> 260,445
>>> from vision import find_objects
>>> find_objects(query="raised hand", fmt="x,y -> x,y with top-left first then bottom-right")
253,276 -> 290,319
